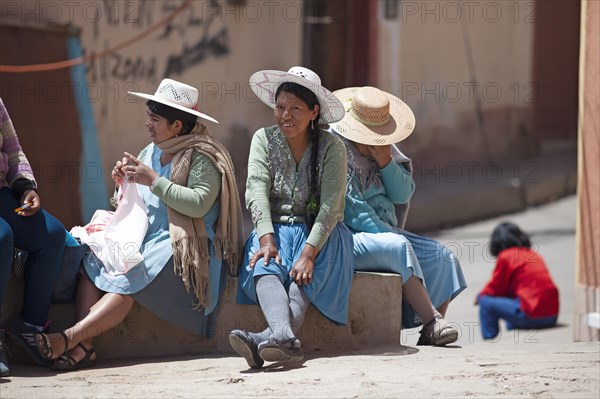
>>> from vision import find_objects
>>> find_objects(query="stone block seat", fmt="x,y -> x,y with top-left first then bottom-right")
1,271 -> 402,361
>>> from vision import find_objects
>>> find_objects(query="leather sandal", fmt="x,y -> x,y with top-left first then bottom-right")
418,316 -> 458,347
229,330 -> 264,369
258,337 -> 303,363
35,331 -> 69,361
51,343 -> 96,372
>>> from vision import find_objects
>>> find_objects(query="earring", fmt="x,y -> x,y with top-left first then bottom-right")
311,119 -> 314,129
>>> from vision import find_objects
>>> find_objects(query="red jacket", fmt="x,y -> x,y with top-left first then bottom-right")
480,247 -> 559,318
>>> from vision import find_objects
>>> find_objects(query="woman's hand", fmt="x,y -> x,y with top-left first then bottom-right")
249,234 -> 281,268
111,155 -> 129,186
367,145 -> 392,168
17,190 -> 41,216
290,244 -> 318,286
122,152 -> 159,186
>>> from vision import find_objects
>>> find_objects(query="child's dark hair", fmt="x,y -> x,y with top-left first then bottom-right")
146,100 -> 197,135
490,222 -> 531,257
275,82 -> 321,229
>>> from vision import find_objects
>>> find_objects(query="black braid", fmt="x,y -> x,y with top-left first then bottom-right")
275,82 -> 321,230
307,121 -> 320,230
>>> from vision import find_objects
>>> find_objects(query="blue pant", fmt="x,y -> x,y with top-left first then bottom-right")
478,295 -> 558,339
0,188 -> 66,325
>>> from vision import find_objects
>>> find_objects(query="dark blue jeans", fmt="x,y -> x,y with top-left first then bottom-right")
478,295 -> 558,339
0,188 -> 66,326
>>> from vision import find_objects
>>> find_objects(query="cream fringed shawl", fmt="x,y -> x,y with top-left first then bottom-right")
157,121 -> 243,308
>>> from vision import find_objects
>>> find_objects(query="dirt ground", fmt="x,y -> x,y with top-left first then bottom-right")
2,196 -> 599,398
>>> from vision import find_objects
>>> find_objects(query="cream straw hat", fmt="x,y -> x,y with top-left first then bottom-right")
330,86 -> 415,145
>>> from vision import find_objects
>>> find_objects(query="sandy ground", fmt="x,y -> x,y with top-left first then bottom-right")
2,195 -> 599,398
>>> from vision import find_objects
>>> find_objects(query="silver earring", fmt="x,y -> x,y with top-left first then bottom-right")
311,119 -> 314,129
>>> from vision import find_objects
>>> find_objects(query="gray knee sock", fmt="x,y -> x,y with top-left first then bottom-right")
288,282 -> 310,334
249,283 -> 309,343
255,275 -> 294,342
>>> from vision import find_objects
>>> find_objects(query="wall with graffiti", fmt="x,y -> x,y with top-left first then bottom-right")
1,0 -> 304,222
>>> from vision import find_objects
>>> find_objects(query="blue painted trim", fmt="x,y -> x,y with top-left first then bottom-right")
67,37 -> 109,221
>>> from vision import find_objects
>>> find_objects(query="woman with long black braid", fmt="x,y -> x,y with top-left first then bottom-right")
230,67 -> 354,368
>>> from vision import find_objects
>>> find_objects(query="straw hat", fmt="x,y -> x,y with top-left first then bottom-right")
128,79 -> 218,124
249,66 -> 345,123
330,86 -> 415,145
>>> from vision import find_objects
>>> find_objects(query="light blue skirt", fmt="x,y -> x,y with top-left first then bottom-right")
353,228 -> 467,328
237,222 -> 354,325
82,144 -> 224,336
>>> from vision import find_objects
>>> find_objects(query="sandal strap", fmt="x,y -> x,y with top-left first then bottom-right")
76,343 -> 96,362
421,315 -> 440,332
60,332 -> 69,354
54,344 -> 96,369
56,353 -> 78,368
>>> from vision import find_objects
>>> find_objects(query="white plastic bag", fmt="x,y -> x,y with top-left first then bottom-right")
71,181 -> 148,275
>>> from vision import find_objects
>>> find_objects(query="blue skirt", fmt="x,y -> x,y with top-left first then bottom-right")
237,222 -> 354,325
353,228 -> 467,328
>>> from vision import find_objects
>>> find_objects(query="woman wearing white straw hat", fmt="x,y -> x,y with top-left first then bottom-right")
331,86 -> 467,346
229,67 -> 354,368
31,79 -> 242,370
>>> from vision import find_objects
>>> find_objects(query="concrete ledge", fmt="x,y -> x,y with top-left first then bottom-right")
2,272 -> 402,361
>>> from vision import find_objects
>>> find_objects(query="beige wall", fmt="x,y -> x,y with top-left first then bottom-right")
376,0 -> 539,163
2,0 -> 303,191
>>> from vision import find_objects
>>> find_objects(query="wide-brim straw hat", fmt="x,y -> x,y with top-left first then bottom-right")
128,78 -> 218,124
330,86 -> 415,145
249,66 -> 345,123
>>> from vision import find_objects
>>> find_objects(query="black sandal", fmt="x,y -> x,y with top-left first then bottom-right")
51,343 -> 96,372
35,331 -> 69,361
257,337 -> 304,363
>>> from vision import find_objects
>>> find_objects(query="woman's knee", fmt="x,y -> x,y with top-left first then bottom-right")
0,218 -> 14,262
0,217 -> 14,245
43,211 -> 66,243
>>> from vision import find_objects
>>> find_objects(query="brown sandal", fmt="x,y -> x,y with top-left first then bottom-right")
51,343 -> 96,371
417,316 -> 458,347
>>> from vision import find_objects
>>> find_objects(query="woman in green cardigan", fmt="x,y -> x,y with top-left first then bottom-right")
230,67 -> 354,368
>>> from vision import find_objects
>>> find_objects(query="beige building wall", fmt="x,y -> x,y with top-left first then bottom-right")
3,0 -> 303,191
376,0 -> 537,163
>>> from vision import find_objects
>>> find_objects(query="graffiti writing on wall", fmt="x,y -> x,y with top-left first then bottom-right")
85,0 -> 229,84
164,27 -> 229,76
160,0 -> 230,76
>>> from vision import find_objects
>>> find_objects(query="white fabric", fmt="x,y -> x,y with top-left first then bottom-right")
71,181 -> 148,276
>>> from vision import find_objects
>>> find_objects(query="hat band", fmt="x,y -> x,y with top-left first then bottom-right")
345,100 -> 390,127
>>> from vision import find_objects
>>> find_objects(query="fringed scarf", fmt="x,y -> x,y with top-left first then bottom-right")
157,121 -> 243,309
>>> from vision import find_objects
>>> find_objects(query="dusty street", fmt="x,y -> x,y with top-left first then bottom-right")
2,196 -> 599,398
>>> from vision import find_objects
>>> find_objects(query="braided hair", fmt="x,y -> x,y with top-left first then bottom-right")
275,82 -> 321,230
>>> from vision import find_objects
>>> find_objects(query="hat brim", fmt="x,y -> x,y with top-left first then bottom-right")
127,91 -> 219,124
249,70 -> 345,123
330,87 -> 415,145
